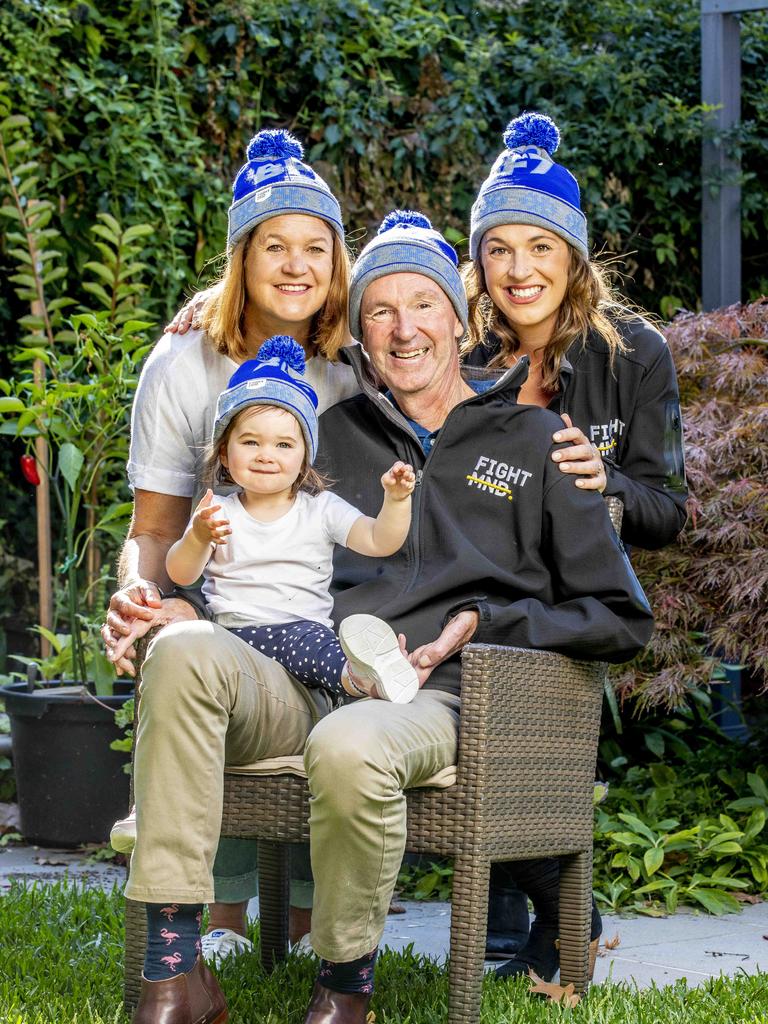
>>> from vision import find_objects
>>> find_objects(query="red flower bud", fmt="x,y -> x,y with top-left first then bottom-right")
20,454 -> 41,486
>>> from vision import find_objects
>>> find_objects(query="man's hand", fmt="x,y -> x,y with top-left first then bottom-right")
191,489 -> 231,546
399,610 -> 480,686
102,586 -> 197,677
381,461 -> 416,502
552,414 -> 606,492
102,578 -> 163,654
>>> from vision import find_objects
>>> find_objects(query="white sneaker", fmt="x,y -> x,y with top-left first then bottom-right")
110,807 -> 136,853
339,614 -> 419,704
200,928 -> 253,966
290,932 -> 315,956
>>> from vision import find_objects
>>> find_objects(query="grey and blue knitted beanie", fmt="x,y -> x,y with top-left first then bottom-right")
348,210 -> 468,342
469,112 -> 588,260
213,336 -> 319,463
228,129 -> 344,250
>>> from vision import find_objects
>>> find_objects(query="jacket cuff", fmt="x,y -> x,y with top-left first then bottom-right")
602,459 -> 622,497
442,598 -> 491,640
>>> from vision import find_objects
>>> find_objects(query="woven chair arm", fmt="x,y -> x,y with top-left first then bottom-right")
455,643 -> 605,800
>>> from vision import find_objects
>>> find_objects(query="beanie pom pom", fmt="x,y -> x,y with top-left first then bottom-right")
378,209 -> 433,234
246,129 -> 304,163
256,335 -> 306,374
503,112 -> 560,155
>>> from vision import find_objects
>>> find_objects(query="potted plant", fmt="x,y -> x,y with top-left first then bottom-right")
0,310 -> 152,845
0,107 -> 155,845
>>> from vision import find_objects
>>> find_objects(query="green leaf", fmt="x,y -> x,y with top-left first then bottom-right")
83,261 -> 116,286
0,397 -> 25,413
688,889 -> 740,915
644,847 -> 665,876
122,223 -> 155,243
743,809 -> 766,842
617,813 -> 658,844
33,625 -> 64,654
748,773 -> 768,803
644,731 -> 665,758
707,841 -> 743,855
121,319 -> 156,334
58,442 -> 84,490
0,114 -> 30,131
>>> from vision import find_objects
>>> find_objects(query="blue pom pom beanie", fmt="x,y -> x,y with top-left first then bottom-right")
228,129 -> 345,250
212,336 -> 319,462
348,210 -> 468,342
469,112 -> 588,260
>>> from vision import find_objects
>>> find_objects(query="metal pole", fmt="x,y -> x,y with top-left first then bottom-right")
701,9 -> 742,310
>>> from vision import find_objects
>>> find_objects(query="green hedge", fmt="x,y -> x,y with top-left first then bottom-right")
1,0 -> 766,325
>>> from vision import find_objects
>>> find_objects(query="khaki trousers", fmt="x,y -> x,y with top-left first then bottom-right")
126,620 -> 460,966
126,621 -> 325,903
305,689 -> 459,962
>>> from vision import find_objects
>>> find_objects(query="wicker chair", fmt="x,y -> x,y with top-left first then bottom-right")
124,498 -> 622,1023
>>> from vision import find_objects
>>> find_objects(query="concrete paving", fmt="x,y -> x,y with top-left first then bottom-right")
2,841 -> 767,988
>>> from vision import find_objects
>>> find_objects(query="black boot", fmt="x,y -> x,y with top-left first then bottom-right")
485,863 -> 530,960
494,859 -> 602,982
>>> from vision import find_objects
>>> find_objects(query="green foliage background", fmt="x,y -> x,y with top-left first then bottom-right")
0,0 -> 766,659
1,0 -> 766,326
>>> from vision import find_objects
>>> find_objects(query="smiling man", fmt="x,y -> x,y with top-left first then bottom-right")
299,210 -> 654,1023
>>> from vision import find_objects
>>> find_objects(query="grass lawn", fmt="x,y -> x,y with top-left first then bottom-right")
1,881 -> 767,1023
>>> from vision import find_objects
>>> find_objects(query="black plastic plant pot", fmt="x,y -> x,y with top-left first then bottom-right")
1,679 -> 133,848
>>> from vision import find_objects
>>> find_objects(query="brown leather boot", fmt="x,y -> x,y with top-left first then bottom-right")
302,981 -> 372,1024
133,956 -> 228,1024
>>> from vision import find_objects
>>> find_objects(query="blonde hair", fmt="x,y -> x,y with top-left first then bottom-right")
199,222 -> 351,363
460,248 -> 629,392
203,405 -> 327,498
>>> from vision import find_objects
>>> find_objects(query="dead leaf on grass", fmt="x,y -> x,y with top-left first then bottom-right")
527,969 -> 581,1007
366,1013 -> 376,1023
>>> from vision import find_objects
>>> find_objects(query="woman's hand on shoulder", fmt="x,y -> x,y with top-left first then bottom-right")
165,286 -> 215,334
551,413 -> 606,493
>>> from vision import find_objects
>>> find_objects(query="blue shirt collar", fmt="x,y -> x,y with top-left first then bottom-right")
385,379 -> 496,456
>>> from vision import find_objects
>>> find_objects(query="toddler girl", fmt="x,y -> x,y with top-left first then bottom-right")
166,334 -> 420,705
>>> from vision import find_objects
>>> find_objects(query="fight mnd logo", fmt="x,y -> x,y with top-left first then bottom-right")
590,418 -> 625,455
466,454 -> 533,502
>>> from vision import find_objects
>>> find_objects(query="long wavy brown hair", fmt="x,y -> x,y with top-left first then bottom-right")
460,248 -> 630,392
199,221 -> 351,363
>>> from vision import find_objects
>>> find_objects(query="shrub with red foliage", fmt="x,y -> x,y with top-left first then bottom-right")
615,300 -> 768,709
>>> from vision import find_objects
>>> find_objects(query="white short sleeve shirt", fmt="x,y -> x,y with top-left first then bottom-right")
201,491 -> 363,629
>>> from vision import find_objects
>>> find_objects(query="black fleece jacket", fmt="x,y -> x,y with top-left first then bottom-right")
318,348 -> 654,696
464,314 -> 688,550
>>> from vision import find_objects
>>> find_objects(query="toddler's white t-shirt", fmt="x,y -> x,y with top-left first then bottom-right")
202,490 -> 363,629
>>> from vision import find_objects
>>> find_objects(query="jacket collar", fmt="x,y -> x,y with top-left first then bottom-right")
338,343 -> 531,407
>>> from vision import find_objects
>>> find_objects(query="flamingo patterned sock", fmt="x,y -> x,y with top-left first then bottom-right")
317,947 -> 378,995
143,902 -> 204,981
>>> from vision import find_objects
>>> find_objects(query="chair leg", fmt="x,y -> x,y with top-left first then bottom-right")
447,855 -> 490,1024
124,897 -> 147,1013
558,850 -> 592,993
257,840 -> 291,970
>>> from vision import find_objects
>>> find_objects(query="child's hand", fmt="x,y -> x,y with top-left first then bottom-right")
191,489 -> 231,546
381,461 -> 416,502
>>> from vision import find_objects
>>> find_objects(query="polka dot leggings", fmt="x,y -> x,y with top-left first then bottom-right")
227,620 -> 348,700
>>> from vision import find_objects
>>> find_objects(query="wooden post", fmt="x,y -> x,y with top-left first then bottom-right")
28,206 -> 53,657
